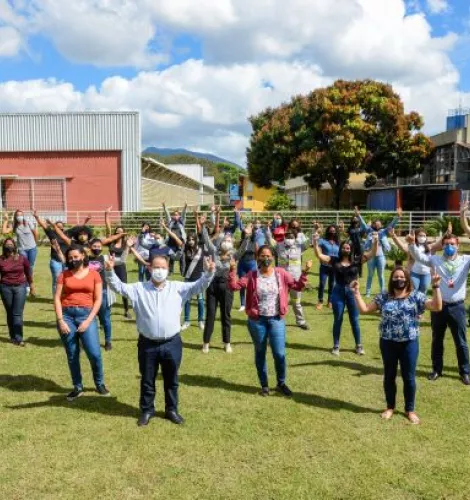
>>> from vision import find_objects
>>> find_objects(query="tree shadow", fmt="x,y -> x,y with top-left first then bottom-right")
28,296 -> 53,305
0,374 -> 67,393
23,320 -> 58,330
182,342 -> 223,351
179,374 -> 377,414
285,342 -> 335,353
24,336 -> 62,348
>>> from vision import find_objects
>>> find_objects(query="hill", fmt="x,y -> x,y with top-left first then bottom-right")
143,147 -> 242,169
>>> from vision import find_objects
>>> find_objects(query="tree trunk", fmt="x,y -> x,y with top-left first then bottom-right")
333,186 -> 342,210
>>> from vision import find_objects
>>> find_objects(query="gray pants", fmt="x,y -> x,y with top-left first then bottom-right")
290,290 -> 306,326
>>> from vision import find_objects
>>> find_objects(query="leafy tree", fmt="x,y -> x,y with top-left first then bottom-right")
364,174 -> 377,188
247,79 -> 433,209
264,190 -> 295,211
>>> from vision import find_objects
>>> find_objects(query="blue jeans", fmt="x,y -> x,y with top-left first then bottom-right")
98,289 -> 112,343
19,247 -> 38,270
138,262 -> 147,282
0,283 -> 27,341
318,264 -> 334,304
50,259 -> 65,296
248,316 -> 286,388
238,259 -> 257,307
380,338 -> 419,412
366,255 -> 386,295
59,307 -> 104,390
410,272 -> 431,294
184,293 -> 204,322
331,285 -> 361,347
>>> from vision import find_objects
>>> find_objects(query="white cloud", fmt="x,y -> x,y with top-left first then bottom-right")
426,0 -> 448,14
0,25 -> 22,57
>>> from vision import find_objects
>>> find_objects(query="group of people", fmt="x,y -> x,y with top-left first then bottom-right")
1,201 -> 470,427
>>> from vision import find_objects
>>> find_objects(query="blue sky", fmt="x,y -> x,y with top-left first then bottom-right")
0,0 -> 469,164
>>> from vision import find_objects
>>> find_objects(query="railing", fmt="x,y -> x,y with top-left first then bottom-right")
0,210 -> 461,237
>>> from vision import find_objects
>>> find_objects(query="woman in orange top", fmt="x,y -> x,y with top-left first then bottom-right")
54,244 -> 110,401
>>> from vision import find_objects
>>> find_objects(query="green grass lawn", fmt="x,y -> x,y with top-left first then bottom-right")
1,248 -> 470,500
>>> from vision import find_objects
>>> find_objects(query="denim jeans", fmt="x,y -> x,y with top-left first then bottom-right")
50,259 -> 65,296
19,247 -> 38,270
366,255 -> 386,295
59,307 -> 104,390
410,272 -> 431,294
247,316 -> 286,388
98,289 -> 112,343
430,302 -> 470,376
318,264 -> 335,304
380,338 -> 419,412
331,285 -> 361,347
238,259 -> 257,307
138,262 -> 148,282
0,283 -> 27,341
184,293 -> 204,322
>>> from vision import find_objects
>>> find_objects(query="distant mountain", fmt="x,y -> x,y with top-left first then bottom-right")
143,147 -> 242,168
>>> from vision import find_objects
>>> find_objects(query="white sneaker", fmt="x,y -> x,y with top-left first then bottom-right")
202,343 -> 210,354
199,321 -> 205,331
331,347 -> 340,356
181,322 -> 190,331
224,343 -> 233,353
238,306 -> 245,312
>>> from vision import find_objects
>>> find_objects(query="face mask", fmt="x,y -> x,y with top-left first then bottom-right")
67,260 -> 83,270
444,244 -> 457,257
259,258 -> 272,268
285,238 -> 295,247
78,235 -> 88,243
352,220 -> 359,227
392,279 -> 406,290
91,248 -> 101,256
188,240 -> 195,247
327,231 -> 336,238
154,238 -> 163,247
341,250 -> 351,257
3,246 -> 14,255
16,216 -> 24,223
151,268 -> 168,283
254,223 -> 261,229
417,236 -> 427,245
221,241 -> 233,252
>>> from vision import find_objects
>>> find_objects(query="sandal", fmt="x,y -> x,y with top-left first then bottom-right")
380,409 -> 394,420
406,412 -> 420,425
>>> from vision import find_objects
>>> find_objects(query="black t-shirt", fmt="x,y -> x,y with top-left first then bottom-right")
45,228 -> 69,262
330,256 -> 361,286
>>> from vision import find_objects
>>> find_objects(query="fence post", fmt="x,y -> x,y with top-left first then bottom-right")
408,212 -> 412,234
439,212 -> 443,238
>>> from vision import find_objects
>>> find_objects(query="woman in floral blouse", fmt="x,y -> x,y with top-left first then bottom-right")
351,266 -> 442,424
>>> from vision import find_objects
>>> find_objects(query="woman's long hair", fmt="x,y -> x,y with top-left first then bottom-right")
12,210 -> 26,232
1,238 -> 18,259
324,225 -> 339,245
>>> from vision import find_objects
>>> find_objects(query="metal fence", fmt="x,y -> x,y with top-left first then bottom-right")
0,209 -> 461,237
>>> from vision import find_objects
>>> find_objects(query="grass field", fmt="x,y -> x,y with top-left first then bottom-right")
1,248 -> 470,500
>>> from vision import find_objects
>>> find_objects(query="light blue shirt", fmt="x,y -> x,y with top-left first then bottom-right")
359,216 -> 399,255
106,270 -> 214,340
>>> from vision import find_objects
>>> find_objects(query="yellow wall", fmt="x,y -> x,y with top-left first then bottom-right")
241,177 -> 276,211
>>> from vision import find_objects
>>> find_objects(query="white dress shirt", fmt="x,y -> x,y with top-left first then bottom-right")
106,270 -> 214,340
409,245 -> 470,303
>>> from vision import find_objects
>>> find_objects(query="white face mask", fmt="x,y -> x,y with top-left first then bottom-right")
155,238 -> 163,246
221,241 -> 233,251
417,236 -> 427,245
285,238 -> 295,247
16,216 -> 24,223
151,268 -> 168,283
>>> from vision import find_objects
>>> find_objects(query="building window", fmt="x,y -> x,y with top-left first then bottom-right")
247,195 -> 253,201
247,181 -> 254,193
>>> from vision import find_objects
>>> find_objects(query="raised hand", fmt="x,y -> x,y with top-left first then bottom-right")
229,257 -> 237,270
311,231 -> 320,243
460,201 -> 469,215
447,221 -> 453,234
104,255 -> 115,271
304,259 -> 313,273
126,236 -> 136,248
406,230 -> 416,245
204,255 -> 216,273
397,207 -> 403,218
3,211 -> 9,221
354,206 -> 360,216
199,214 -> 207,225
106,206 -> 113,213
210,205 -> 216,212
388,228 -> 396,237
371,231 -> 379,242
431,273 -> 441,288
350,280 -> 360,295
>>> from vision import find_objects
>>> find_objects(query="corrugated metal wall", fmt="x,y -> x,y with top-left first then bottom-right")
0,112 -> 141,211
367,189 -> 397,210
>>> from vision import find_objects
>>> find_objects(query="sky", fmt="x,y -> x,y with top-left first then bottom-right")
1,0 -> 470,166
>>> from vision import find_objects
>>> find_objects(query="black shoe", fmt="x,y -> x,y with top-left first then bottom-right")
137,411 -> 156,427
104,342 -> 112,352
66,388 -> 84,401
165,410 -> 185,425
275,383 -> 293,397
260,387 -> 270,397
96,384 -> 111,396
427,371 -> 441,381
460,374 -> 470,386
298,324 -> 310,331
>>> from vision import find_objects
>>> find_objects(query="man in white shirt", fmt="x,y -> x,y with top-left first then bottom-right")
106,254 -> 215,426
409,233 -> 470,385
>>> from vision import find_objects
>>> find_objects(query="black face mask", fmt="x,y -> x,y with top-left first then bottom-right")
3,246 -> 14,256
327,231 -> 336,238
392,279 -> 406,290
67,260 -> 83,270
91,249 -> 102,256
341,250 -> 351,258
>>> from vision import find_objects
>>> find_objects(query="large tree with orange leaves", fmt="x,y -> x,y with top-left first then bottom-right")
247,80 -> 433,209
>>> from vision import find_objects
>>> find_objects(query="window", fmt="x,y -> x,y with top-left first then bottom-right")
247,196 -> 253,201
247,181 -> 254,193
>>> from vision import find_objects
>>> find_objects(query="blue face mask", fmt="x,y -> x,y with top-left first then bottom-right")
444,244 -> 457,257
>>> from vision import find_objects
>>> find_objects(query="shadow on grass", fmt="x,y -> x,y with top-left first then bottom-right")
24,336 -> 62,348
0,374 -> 138,418
23,320 -> 58,330
290,359 -> 461,380
179,374 -> 377,414
28,296 -> 53,305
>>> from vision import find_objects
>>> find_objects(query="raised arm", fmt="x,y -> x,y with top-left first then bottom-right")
83,214 -> 92,225
388,228 -> 408,254
228,259 -> 249,290
350,280 -> 379,314
48,220 -> 72,246
162,221 -> 183,247
408,233 -> 432,267
33,210 -> 48,231
460,201 -> 470,238
101,232 -> 125,246
127,237 -> 149,266
194,209 -> 202,235
2,211 -> 12,234
105,256 -> 137,300
214,205 -> 221,235
105,206 -> 112,237
355,207 -> 371,234
163,201 -> 171,225
312,233 -> 331,265
51,239 -> 66,264
201,224 -> 216,254
181,202 -> 188,226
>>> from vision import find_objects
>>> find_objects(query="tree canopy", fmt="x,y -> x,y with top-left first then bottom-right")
247,79 -> 433,208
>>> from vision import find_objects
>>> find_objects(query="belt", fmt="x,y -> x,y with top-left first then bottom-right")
139,333 -> 180,345
443,300 -> 464,306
